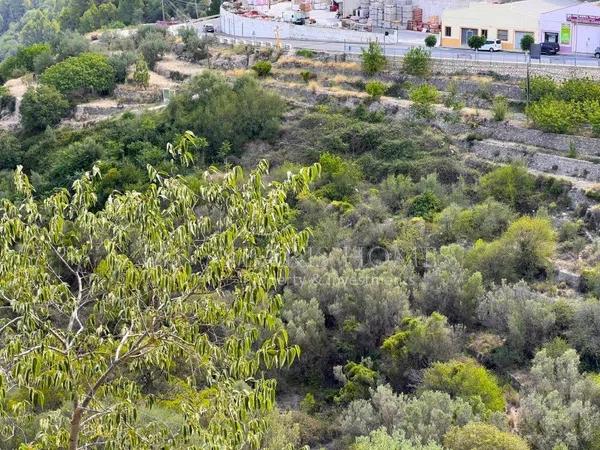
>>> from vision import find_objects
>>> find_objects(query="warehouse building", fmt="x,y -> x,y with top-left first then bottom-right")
539,2 -> 600,53
440,0 -> 576,50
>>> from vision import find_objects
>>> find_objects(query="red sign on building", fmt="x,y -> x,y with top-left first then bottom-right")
567,14 -> 600,25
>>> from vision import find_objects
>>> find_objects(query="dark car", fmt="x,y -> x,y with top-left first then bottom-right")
595,46 -> 600,58
541,42 -> 560,55
203,24 -> 215,33
291,17 -> 305,25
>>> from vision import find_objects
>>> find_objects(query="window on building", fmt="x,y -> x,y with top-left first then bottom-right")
481,29 -> 488,38
497,29 -> 509,41
445,26 -> 452,37
544,32 -> 558,43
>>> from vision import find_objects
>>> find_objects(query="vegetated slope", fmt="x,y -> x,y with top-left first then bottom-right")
2,43 -> 600,449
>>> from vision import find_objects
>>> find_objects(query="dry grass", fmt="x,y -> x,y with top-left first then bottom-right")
277,56 -> 360,72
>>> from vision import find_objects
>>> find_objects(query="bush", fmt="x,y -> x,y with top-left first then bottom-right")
409,83 -> 440,117
520,34 -> 534,51
468,35 -> 486,50
525,75 -> 558,101
443,422 -> 529,450
365,80 -> 387,99
15,43 -> 52,71
408,191 -> 441,220
133,54 -> 150,87
54,31 -> 90,60
296,49 -> 315,58
468,216 -> 556,283
421,358 -> 506,412
20,85 -> 71,132
0,86 -> 16,116
251,60 -> 272,77
138,32 -> 169,69
40,52 -> 116,98
361,42 -> 386,76
425,35 -> 437,48
300,70 -> 316,83
479,164 -> 534,210
108,51 -> 135,84
560,77 -> 600,103
492,96 -> 509,121
526,97 -> 583,134
402,47 -> 431,76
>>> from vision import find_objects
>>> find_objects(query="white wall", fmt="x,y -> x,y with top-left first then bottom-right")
220,6 -> 397,43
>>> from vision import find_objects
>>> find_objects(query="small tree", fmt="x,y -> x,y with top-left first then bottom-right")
132,54 -> 150,87
20,85 -> 70,132
409,83 -> 440,118
468,35 -> 486,51
425,35 -> 437,48
520,34 -> 535,52
402,47 -> 431,77
361,41 -> 386,76
0,153 -> 320,449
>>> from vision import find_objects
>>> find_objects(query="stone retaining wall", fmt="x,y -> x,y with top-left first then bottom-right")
473,140 -> 600,182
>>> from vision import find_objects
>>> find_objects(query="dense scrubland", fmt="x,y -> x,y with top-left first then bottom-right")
2,7 -> 600,449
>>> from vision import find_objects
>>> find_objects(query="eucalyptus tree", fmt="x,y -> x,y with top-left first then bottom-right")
0,135 -> 320,449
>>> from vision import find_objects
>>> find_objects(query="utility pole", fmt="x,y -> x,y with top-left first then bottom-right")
194,0 -> 199,19
161,0 -> 166,22
526,51 -> 531,109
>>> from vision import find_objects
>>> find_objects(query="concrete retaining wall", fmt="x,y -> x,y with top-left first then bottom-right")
220,6 -> 397,43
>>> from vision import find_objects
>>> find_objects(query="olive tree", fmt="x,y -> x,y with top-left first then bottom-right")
0,137 -> 320,449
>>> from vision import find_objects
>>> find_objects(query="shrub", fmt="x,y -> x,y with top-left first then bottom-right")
409,83 -> 440,117
525,75 -> 558,101
361,42 -> 386,76
560,77 -> 600,103
468,35 -> 486,50
133,54 -> 150,87
402,47 -> 431,76
526,97 -> 583,134
492,96 -> 509,121
15,43 -> 52,71
408,191 -> 441,220
300,70 -> 316,83
365,80 -> 387,99
421,359 -> 506,412
108,51 -> 135,84
0,86 -> 16,116
40,52 -> 116,98
479,164 -> 534,209
443,422 -> 529,450
138,32 -> 169,69
425,35 -> 437,48
520,34 -> 534,51
296,49 -> 315,58
251,60 -> 272,77
20,85 -> 70,132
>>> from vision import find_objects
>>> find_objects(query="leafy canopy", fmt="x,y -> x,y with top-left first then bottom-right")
0,143 -> 320,449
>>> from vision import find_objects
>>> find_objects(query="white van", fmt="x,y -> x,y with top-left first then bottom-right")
480,39 -> 502,52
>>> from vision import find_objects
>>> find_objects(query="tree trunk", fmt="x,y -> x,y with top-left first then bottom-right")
69,406 -> 83,450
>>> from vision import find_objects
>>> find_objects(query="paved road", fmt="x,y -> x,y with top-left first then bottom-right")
193,17 -> 600,67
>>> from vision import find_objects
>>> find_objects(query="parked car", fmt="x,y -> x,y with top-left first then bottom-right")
541,42 -> 560,55
595,47 -> 600,58
291,17 -> 305,25
203,24 -> 215,33
480,39 -> 502,52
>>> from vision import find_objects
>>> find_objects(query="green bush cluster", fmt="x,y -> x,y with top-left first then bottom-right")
525,76 -> 600,135
40,52 -> 116,99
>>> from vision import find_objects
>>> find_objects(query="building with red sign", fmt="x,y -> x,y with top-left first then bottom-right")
540,3 -> 600,53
